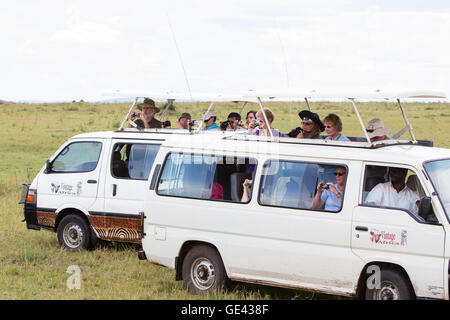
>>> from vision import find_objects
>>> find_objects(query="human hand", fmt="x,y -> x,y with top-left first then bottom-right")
317,181 -> 326,193
130,112 -> 139,121
327,183 -> 337,194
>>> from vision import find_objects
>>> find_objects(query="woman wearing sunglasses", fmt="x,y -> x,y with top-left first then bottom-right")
312,166 -> 347,211
323,113 -> 350,141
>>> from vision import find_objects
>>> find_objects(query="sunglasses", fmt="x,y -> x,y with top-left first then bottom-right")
325,125 -> 333,129
334,172 -> 346,176
302,122 -> 313,126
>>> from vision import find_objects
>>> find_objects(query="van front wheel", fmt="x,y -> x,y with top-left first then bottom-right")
182,245 -> 227,294
57,214 -> 93,251
365,268 -> 415,300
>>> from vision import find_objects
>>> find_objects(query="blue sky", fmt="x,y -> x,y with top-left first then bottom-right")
1,0 -> 449,101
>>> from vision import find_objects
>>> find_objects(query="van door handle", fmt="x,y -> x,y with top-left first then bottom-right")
355,226 -> 368,232
87,180 -> 97,184
112,184 -> 117,196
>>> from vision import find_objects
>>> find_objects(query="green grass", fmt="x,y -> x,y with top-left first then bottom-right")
0,100 -> 448,300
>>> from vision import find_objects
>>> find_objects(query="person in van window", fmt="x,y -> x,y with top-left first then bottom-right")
177,112 -> 192,129
312,166 -> 347,211
251,108 -> 283,137
202,110 -> 219,131
288,110 -> 324,139
323,113 -> 350,141
129,98 -> 162,129
210,182 -> 224,200
364,167 -> 420,216
241,178 -> 251,202
365,118 -> 392,142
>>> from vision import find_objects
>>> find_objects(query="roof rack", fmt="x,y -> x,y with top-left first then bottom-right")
104,89 -> 446,148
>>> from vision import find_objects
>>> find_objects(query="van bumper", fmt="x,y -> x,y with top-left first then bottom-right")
19,184 -> 40,231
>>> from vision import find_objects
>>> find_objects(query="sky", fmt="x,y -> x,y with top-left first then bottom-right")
1,0 -> 450,102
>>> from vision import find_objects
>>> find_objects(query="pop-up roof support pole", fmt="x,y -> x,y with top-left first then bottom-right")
349,98 -> 372,143
159,99 -> 175,121
195,102 -> 215,133
395,98 -> 417,143
119,97 -> 139,131
304,97 -> 312,111
257,97 -> 274,139
238,101 -> 248,116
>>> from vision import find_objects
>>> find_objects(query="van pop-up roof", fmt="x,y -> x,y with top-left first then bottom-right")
104,89 -> 446,148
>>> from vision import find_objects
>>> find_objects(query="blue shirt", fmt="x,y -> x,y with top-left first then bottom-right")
325,134 -> 350,141
204,123 -> 219,131
320,183 -> 344,211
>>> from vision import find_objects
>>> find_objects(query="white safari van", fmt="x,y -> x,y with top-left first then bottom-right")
19,93 -> 254,251
20,90 -> 450,300
136,90 -> 450,300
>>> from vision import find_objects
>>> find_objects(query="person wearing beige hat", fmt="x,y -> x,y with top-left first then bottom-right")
202,110 -> 219,131
129,98 -> 162,129
366,118 -> 392,142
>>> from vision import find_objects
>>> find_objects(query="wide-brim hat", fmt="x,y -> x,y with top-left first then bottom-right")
179,112 -> 192,120
366,118 -> 390,138
298,110 -> 325,132
202,110 -> 216,121
137,98 -> 160,113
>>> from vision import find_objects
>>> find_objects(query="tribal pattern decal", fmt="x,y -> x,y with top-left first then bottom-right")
37,210 -> 57,228
88,214 -> 142,243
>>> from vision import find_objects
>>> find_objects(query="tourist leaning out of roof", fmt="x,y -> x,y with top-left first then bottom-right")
288,110 -> 325,139
244,110 -> 257,133
250,108 -> 283,137
177,112 -> 192,130
129,98 -> 162,129
366,118 -> 392,142
312,166 -> 347,211
323,113 -> 350,141
221,112 -> 246,132
202,110 -> 219,131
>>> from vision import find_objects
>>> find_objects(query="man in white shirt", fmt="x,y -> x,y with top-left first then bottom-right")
365,167 -> 420,216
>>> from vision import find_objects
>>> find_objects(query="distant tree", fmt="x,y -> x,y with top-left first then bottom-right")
162,102 -> 176,111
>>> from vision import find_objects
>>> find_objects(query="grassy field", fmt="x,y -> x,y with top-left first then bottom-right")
0,100 -> 448,300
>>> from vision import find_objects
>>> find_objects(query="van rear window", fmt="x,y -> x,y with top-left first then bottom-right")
157,153 -> 257,203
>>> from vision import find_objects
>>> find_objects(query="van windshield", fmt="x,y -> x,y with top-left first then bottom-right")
424,159 -> 450,219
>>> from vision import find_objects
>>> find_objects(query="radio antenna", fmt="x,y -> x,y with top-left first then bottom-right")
275,18 -> 290,89
275,18 -> 292,128
166,12 -> 193,100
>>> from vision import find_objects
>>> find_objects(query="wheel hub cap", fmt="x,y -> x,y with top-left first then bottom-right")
191,258 -> 215,290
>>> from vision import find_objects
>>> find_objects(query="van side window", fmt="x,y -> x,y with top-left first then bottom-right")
157,153 -> 257,202
259,160 -> 347,212
111,143 -> 160,180
362,165 -> 436,222
52,141 -> 102,173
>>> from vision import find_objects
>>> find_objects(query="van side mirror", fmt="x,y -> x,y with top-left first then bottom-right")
44,159 -> 52,174
418,196 -> 438,223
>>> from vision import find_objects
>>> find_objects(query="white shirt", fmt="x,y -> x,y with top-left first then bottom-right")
365,182 -> 420,216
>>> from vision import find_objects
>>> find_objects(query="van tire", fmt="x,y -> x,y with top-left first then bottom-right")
57,214 -> 93,251
182,245 -> 227,294
365,268 -> 415,300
